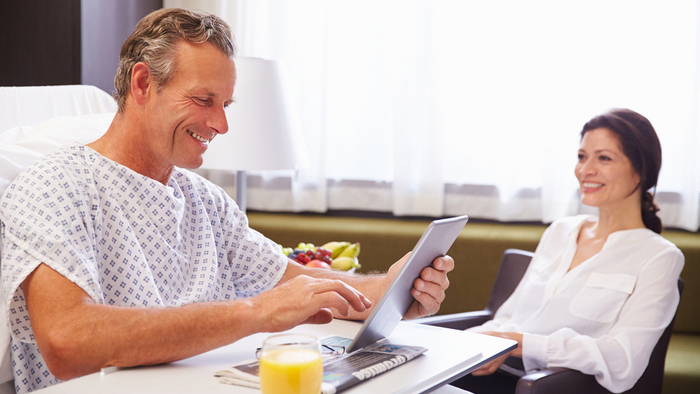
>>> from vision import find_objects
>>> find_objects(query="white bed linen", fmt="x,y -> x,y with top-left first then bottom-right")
0,85 -> 116,134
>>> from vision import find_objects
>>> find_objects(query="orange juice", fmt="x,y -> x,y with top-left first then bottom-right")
259,348 -> 323,394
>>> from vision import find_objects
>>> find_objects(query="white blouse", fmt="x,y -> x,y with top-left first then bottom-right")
468,215 -> 684,393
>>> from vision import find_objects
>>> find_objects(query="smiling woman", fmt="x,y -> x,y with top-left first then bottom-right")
577,109 -> 664,234
448,108 -> 684,394
576,129 -> 643,217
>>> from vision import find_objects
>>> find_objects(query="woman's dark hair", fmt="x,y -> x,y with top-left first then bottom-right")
580,108 -> 663,233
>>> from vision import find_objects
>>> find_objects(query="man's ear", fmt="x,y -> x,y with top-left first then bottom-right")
130,62 -> 152,106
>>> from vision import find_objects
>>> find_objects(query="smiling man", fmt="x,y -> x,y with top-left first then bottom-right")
0,8 -> 454,394
90,39 -> 236,183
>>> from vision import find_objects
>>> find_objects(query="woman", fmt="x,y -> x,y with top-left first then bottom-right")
453,109 -> 685,393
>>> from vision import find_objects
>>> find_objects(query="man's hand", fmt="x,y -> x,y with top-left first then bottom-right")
471,331 -> 523,376
252,274 -> 372,333
280,253 -> 454,322
386,253 -> 455,320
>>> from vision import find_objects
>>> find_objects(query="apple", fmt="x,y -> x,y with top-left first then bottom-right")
306,259 -> 331,269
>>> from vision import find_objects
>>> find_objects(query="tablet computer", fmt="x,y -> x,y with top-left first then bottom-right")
346,214 -> 469,353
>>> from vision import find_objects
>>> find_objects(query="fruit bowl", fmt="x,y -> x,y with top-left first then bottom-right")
280,242 -> 361,272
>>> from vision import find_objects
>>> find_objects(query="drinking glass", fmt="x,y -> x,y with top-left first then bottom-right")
259,333 -> 323,394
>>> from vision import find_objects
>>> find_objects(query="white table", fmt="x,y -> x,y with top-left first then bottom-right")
34,319 -> 516,394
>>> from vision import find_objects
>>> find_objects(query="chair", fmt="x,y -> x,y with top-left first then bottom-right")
418,249 -> 684,394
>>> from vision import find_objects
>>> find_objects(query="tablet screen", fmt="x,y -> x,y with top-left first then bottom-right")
346,215 -> 469,353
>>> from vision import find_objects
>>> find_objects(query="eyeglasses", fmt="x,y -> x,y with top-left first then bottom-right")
255,344 -> 346,359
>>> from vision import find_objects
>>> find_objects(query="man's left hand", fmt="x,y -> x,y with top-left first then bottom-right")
387,253 -> 454,320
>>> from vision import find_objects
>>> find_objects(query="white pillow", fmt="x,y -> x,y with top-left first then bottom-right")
0,112 -> 115,198
0,112 -> 114,385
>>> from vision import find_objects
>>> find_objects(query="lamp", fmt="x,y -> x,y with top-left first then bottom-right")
200,57 -> 308,212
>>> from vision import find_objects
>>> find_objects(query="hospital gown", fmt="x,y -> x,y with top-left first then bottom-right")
0,145 -> 288,393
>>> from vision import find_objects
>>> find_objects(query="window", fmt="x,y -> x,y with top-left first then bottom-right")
230,0 -> 700,230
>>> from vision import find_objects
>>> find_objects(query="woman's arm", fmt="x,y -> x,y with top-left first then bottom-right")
521,248 -> 684,392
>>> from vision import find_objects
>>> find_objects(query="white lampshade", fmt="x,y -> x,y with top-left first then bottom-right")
201,57 -> 308,171
200,57 -> 307,212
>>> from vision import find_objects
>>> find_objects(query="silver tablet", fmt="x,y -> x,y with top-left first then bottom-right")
346,215 -> 469,353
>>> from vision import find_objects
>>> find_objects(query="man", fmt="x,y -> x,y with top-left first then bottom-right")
0,8 -> 454,393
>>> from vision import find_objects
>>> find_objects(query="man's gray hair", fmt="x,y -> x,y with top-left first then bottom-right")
113,8 -> 236,112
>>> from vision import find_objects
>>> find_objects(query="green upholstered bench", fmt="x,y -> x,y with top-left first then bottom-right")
247,212 -> 700,394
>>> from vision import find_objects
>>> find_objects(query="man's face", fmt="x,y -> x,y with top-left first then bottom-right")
145,41 -> 236,171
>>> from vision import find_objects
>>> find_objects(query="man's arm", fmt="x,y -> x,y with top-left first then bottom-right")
23,263 -> 371,381
24,251 -> 451,380
280,252 -> 455,321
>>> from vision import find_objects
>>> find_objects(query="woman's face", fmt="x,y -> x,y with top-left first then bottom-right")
575,128 -> 641,210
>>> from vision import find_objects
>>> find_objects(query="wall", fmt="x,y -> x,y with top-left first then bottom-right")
0,0 -> 81,86
81,0 -> 163,94
0,0 -> 162,93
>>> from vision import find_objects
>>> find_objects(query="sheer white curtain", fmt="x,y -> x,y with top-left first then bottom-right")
234,1 -> 447,216
170,0 -> 700,231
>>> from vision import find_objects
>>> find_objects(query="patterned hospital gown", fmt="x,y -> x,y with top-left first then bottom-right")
0,145 -> 287,393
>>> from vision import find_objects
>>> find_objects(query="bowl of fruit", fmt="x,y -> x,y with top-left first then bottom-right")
280,241 -> 361,272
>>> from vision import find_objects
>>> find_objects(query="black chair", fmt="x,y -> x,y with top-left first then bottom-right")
418,249 -> 684,394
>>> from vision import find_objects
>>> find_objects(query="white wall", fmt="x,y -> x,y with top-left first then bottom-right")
163,0 -> 239,32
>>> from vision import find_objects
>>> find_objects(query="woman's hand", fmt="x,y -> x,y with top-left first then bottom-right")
471,331 -> 523,376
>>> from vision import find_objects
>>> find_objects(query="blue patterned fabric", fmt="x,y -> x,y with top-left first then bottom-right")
0,145 -> 287,393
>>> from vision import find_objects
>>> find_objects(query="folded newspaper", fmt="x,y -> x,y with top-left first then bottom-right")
215,336 -> 427,394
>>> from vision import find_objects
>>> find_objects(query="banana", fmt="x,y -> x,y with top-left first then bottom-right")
321,241 -> 350,259
330,256 -> 361,271
336,242 -> 360,259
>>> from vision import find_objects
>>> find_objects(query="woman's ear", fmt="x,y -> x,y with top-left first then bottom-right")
130,62 -> 152,106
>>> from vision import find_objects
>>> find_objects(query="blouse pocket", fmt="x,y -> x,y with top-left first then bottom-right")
569,273 -> 637,323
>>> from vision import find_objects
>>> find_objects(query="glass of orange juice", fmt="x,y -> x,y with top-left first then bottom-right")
259,333 -> 323,394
